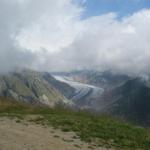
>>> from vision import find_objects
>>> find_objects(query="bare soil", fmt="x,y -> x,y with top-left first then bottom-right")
0,117 -> 111,150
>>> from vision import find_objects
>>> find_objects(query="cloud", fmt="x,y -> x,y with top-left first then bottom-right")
48,9 -> 150,75
17,0 -> 83,53
0,0 -> 150,75
0,0 -> 82,73
32,8 -> 150,75
0,0 -> 36,73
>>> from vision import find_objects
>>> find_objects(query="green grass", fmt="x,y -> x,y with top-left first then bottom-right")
0,97 -> 150,150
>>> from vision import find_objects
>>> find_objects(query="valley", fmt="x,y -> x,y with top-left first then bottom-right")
53,75 -> 104,101
1,69 -> 150,126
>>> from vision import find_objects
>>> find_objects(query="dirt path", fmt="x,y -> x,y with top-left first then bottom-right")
0,117 -> 110,150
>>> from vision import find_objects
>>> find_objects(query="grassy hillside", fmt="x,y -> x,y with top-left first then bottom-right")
0,97 -> 150,150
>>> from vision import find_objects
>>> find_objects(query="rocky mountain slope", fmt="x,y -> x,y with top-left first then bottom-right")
0,70 -> 73,107
105,78 -> 150,125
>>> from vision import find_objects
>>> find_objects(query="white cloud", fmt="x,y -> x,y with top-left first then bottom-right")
38,9 -> 150,75
17,0 -> 83,53
0,0 -> 150,75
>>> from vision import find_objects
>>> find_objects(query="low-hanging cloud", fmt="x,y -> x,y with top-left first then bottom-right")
0,0 -> 82,73
0,0 -> 36,73
0,0 -> 150,75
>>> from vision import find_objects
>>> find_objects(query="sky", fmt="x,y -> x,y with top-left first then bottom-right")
82,0 -> 150,18
0,0 -> 150,75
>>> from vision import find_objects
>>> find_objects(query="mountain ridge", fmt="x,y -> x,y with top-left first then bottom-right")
0,70 -> 73,107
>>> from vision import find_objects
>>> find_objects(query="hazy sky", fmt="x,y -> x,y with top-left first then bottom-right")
0,0 -> 150,75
